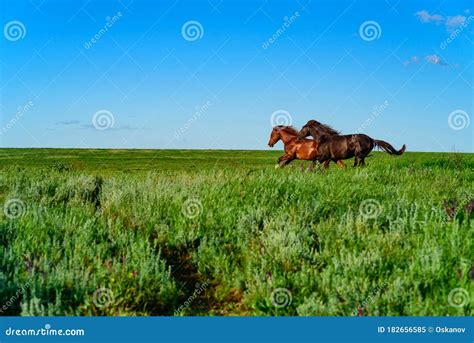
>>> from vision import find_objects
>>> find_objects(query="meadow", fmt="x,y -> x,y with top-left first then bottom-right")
0,148 -> 472,316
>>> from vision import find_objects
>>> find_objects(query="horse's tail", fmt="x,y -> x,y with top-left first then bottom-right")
373,140 -> 406,155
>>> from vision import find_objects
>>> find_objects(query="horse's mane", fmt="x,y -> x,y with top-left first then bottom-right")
305,120 -> 340,136
276,125 -> 299,135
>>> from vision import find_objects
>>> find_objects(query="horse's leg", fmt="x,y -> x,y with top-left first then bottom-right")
278,154 -> 289,163
359,147 -> 372,167
308,161 -> 316,172
336,160 -> 346,169
276,154 -> 289,168
281,156 -> 295,167
300,161 -> 305,172
275,157 -> 282,168
353,157 -> 359,167
277,154 -> 295,168
323,160 -> 330,169
354,153 -> 367,167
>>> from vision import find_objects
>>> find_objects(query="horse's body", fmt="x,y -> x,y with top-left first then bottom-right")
268,126 -> 319,168
298,120 -> 406,167
315,133 -> 374,166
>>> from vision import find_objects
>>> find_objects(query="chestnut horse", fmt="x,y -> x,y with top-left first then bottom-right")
268,126 -> 319,169
298,120 -> 406,167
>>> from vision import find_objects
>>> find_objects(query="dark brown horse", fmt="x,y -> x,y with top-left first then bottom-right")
298,120 -> 406,167
268,126 -> 319,169
297,120 -> 346,168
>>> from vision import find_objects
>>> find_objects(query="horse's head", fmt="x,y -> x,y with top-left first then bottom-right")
269,126 -> 298,147
297,124 -> 312,140
268,126 -> 282,147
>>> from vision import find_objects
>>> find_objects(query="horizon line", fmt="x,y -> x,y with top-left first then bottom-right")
0,147 -> 472,154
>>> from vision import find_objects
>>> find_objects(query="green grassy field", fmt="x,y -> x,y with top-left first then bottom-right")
0,148 -> 473,316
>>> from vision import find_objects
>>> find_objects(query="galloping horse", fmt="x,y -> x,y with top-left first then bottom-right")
297,120 -> 346,168
298,120 -> 406,167
268,126 -> 319,169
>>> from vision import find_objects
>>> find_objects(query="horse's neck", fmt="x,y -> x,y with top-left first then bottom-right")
280,130 -> 297,144
309,127 -> 323,138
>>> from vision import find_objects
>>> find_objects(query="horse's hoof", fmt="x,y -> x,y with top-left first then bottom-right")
275,164 -> 280,169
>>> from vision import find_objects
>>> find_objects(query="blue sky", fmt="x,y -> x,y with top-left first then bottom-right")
0,0 -> 472,152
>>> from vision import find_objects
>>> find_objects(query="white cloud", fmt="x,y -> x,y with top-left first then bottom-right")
415,10 -> 473,33
415,10 -> 444,24
425,54 -> 447,66
445,15 -> 466,31
405,54 -> 448,67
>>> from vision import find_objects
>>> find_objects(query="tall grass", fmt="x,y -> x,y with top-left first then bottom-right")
0,150 -> 472,316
